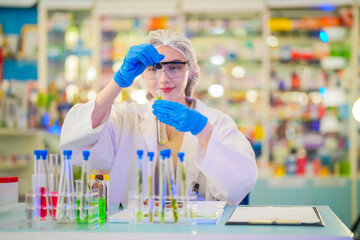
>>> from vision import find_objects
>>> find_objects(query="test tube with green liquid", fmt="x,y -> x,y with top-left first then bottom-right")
136,150 -> 144,222
159,150 -> 167,223
166,150 -> 178,222
178,152 -> 188,218
80,151 -> 90,221
153,63 -> 165,144
147,152 -> 154,222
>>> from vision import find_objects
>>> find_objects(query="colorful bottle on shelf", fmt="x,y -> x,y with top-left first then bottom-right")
291,72 -> 300,90
312,158 -> 321,176
296,150 -> 307,176
285,149 -> 297,175
340,161 -> 350,177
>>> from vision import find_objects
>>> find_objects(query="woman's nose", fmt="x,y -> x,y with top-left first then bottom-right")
159,69 -> 170,84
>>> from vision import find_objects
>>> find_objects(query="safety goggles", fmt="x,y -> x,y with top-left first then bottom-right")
144,61 -> 189,80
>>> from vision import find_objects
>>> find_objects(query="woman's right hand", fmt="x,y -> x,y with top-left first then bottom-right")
113,44 -> 165,88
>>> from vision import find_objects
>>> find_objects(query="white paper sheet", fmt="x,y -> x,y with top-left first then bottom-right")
227,206 -> 322,224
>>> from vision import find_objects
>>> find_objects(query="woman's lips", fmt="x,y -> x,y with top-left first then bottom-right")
161,88 -> 174,93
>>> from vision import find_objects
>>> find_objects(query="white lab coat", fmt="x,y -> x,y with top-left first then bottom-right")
60,97 -> 257,205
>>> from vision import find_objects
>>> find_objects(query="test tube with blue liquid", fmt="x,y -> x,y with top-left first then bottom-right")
153,63 -> 165,144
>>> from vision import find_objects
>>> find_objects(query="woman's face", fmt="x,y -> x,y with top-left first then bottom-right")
143,46 -> 189,104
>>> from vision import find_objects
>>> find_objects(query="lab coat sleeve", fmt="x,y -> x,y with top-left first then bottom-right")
194,114 -> 258,205
60,100 -> 121,170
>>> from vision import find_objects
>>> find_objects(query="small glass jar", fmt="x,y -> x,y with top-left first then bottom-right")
0,176 -> 18,206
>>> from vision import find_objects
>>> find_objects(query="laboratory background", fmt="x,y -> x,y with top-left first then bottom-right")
0,0 -> 359,238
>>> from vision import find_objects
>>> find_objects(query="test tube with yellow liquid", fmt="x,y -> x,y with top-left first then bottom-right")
153,63 -> 165,144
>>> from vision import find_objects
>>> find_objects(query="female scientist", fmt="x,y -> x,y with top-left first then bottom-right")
60,29 -> 257,205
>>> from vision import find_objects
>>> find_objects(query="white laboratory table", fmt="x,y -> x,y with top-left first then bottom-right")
0,205 -> 354,240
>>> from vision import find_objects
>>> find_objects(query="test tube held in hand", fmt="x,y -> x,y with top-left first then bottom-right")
154,63 -> 165,144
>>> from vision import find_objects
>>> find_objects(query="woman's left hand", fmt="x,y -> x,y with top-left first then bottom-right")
152,100 -> 208,135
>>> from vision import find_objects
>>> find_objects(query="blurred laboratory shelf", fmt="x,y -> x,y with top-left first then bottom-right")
0,128 -> 52,136
0,129 -> 60,197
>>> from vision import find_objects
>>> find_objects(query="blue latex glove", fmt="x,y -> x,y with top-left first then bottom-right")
152,100 -> 208,135
113,44 -> 165,87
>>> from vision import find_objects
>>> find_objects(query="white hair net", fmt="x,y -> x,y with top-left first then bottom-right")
144,29 -> 200,97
